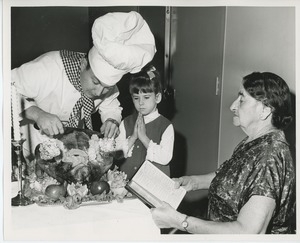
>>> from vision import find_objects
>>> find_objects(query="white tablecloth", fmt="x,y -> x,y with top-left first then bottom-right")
6,182 -> 161,241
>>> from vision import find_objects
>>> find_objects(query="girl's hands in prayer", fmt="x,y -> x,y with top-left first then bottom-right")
129,113 -> 139,140
136,112 -> 147,140
127,117 -> 139,151
136,112 -> 150,147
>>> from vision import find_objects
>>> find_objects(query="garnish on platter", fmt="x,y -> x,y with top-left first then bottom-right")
106,166 -> 130,202
24,128 -> 130,209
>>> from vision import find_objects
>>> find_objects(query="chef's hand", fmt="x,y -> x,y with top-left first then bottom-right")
35,111 -> 64,136
25,106 -> 64,136
101,118 -> 120,138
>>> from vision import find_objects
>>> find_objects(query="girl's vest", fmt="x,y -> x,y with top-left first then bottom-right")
118,112 -> 171,179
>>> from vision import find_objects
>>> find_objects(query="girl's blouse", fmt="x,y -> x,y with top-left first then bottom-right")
116,109 -> 174,165
208,130 -> 295,234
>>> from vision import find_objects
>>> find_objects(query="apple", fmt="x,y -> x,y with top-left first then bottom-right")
90,181 -> 110,195
45,183 -> 67,199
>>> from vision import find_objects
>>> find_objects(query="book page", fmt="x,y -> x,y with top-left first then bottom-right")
127,180 -> 162,208
132,161 -> 186,209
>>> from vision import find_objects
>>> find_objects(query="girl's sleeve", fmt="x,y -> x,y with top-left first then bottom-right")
145,124 -> 174,165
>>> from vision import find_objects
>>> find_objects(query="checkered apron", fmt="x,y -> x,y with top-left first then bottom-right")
60,50 -> 94,130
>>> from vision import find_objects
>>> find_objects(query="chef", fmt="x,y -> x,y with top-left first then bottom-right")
12,11 -> 156,163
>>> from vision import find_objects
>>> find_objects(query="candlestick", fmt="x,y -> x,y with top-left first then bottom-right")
11,139 -> 33,206
11,84 -> 21,140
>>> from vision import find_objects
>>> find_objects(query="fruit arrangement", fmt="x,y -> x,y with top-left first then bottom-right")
24,128 -> 129,209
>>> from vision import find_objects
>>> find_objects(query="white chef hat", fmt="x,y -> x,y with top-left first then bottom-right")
88,11 -> 156,86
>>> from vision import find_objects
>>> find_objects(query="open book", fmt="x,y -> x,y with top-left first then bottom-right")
125,160 -> 186,209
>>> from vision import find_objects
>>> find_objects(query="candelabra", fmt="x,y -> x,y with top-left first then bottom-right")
11,139 -> 33,206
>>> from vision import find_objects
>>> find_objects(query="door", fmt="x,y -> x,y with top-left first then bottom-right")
169,7 -> 225,203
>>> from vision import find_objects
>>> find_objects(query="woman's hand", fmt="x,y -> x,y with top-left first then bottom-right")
173,176 -> 198,192
101,119 -> 120,138
151,202 -> 186,229
173,173 -> 216,192
151,196 -> 276,233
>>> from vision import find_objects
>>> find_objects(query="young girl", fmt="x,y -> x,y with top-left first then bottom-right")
115,65 -> 174,179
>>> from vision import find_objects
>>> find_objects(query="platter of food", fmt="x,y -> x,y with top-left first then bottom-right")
23,127 -> 130,209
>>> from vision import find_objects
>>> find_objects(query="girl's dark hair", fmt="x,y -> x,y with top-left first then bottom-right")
129,64 -> 162,95
243,72 -> 293,130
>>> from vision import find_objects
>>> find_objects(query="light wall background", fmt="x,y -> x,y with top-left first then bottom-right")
219,7 -> 296,164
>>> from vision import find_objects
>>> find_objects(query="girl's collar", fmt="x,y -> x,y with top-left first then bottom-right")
143,109 -> 159,124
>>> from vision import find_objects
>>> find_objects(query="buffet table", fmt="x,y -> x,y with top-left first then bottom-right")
6,182 -> 161,241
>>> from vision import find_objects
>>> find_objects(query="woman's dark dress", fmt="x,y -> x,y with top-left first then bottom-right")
208,131 -> 295,233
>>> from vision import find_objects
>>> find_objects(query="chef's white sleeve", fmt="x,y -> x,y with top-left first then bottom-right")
98,86 -> 122,124
11,54 -> 58,111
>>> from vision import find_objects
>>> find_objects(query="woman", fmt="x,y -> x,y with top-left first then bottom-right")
151,72 -> 295,234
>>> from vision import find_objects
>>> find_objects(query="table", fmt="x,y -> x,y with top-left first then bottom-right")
5,182 -> 161,241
